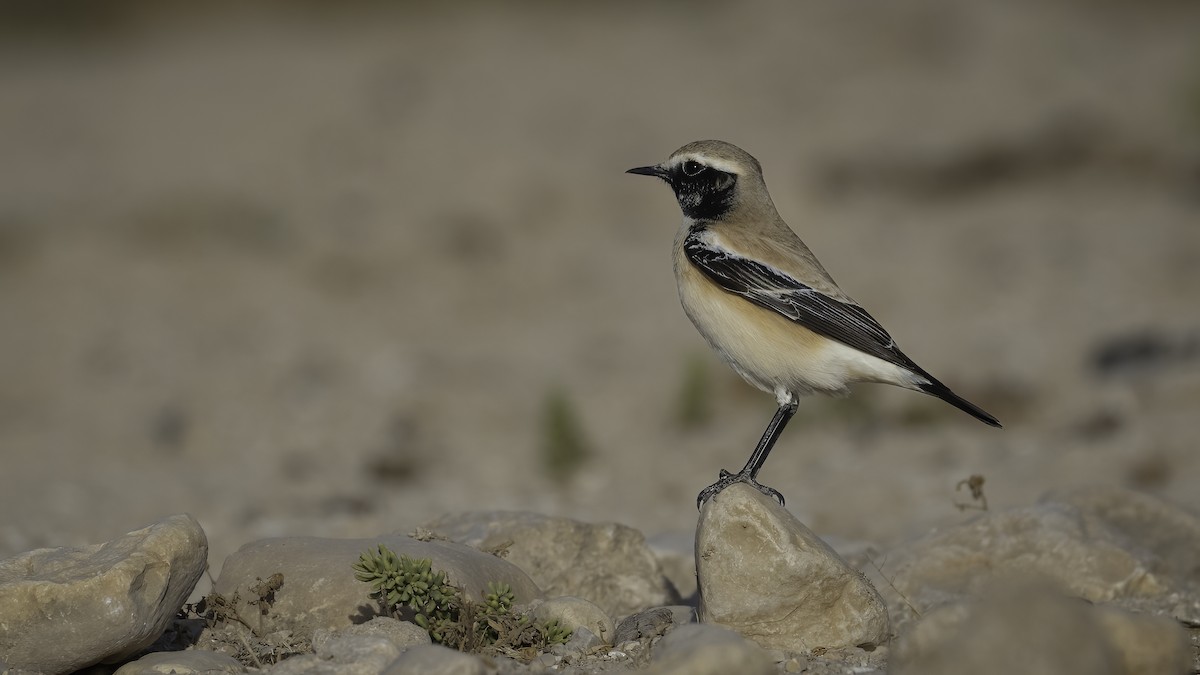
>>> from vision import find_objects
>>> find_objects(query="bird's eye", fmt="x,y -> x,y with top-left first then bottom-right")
681,160 -> 705,177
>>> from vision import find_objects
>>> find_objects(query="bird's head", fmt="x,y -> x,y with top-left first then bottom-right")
627,140 -> 766,222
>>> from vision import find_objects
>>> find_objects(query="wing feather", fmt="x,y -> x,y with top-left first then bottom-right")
683,228 -> 922,373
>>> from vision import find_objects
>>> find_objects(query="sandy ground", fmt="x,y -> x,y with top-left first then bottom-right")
1,0 -> 1199,588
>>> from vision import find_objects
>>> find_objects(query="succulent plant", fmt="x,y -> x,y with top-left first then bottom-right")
352,545 -> 571,655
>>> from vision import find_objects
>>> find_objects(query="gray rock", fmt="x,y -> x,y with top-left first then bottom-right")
558,626 -> 603,655
426,511 -> 675,618
695,484 -> 890,652
334,617 -> 430,650
645,623 -> 775,675
1041,485 -> 1200,584
257,620 -> 426,675
213,536 -> 540,641
892,585 -> 1191,675
0,514 -> 209,675
266,632 -> 400,675
113,650 -> 245,675
646,531 -> 698,600
613,606 -> 693,644
314,631 -> 401,665
878,500 -> 1168,621
529,596 -> 614,645
380,644 -> 488,675
1092,604 -> 1192,675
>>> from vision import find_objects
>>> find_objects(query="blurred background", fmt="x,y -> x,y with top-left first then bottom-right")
2,0 -> 1199,574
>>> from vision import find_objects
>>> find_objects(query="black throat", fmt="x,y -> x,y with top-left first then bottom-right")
672,169 -> 737,221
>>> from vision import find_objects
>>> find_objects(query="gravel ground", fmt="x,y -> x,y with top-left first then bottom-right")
1,0 -> 1199,591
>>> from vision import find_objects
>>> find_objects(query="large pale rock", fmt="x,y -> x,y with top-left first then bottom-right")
113,650 -> 245,675
878,500 -> 1168,620
892,585 -> 1191,675
0,514 -> 209,675
644,623 -> 775,675
425,511 -> 675,618
695,484 -> 890,651
213,536 -> 540,641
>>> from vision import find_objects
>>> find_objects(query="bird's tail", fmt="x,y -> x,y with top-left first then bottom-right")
916,374 -> 1002,428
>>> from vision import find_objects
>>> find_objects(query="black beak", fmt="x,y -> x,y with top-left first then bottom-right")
626,164 -> 669,180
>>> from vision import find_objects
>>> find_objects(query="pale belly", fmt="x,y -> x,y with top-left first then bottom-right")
674,261 -> 919,401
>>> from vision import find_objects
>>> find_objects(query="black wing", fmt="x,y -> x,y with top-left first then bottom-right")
683,229 -> 923,373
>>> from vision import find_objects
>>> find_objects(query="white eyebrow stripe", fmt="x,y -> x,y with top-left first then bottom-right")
669,154 -> 743,175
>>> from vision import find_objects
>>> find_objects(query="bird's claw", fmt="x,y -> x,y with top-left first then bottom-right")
696,470 -> 785,510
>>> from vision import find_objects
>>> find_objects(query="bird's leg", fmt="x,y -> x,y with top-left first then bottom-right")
697,401 -> 798,509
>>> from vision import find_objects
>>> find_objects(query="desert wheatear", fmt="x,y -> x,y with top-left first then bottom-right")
628,140 -> 1001,508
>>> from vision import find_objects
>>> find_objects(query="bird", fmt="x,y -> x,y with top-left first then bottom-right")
626,140 -> 1001,509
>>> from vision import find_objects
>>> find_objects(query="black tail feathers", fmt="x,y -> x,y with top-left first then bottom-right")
917,378 -> 1002,428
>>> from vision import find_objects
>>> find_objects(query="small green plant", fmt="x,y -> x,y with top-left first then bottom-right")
677,353 -> 713,429
541,618 -> 572,646
353,546 -> 572,658
540,386 -> 591,481
352,546 -> 460,624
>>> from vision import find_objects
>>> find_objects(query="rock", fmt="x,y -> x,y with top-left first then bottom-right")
262,655 -> 327,675
877,500 -> 1168,622
558,626 -> 603,655
267,632 -> 400,675
256,619 -> 426,675
0,514 -> 209,675
892,585 -> 1191,675
212,536 -> 540,641
646,531 -> 698,600
695,484 -> 890,652
613,606 -> 693,644
892,592 -> 1117,675
1041,485 -> 1200,583
380,644 -> 488,675
1092,604 -> 1192,675
426,511 -> 675,618
645,623 -> 775,675
314,632 -> 401,672
529,596 -> 614,645
113,650 -> 245,675
333,617 -> 430,650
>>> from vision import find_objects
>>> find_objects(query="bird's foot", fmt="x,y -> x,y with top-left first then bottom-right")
696,469 -> 785,510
